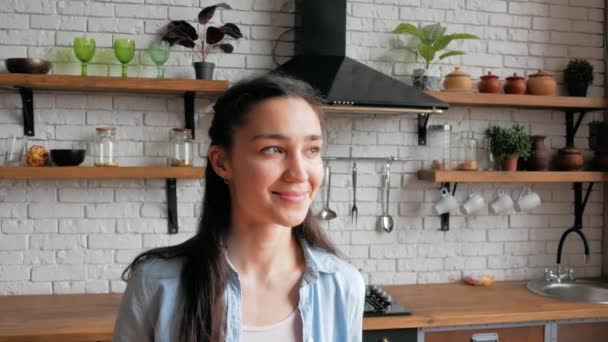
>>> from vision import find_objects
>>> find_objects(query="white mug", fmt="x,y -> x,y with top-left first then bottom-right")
461,192 -> 486,215
515,187 -> 541,212
434,187 -> 458,215
489,189 -> 513,215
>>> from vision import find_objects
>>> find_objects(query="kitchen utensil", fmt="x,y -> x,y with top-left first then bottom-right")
113,38 -> 135,77
515,187 -> 541,212
443,67 -> 472,91
350,160 -> 358,224
504,73 -> 526,94
379,162 -> 394,233
433,187 -> 458,215
50,149 -> 86,166
318,162 -> 336,220
148,40 -> 170,78
460,189 -> 485,215
5,58 -> 51,74
489,189 -> 513,215
477,71 -> 501,93
527,70 -> 556,95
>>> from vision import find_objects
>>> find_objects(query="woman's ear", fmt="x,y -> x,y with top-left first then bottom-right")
208,145 -> 232,180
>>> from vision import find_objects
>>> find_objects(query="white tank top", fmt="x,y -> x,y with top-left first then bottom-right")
241,309 -> 303,342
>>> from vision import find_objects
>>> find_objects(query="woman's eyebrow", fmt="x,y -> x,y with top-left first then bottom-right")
250,133 -> 322,141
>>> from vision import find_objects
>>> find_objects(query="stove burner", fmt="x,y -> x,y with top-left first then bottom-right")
363,285 -> 411,317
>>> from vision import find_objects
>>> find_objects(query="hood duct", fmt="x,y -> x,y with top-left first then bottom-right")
274,0 -> 448,113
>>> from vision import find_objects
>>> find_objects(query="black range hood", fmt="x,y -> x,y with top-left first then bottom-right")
275,0 -> 448,113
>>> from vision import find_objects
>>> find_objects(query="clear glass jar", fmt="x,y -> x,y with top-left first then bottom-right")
428,124 -> 452,170
169,128 -> 193,167
455,131 -> 479,171
478,135 -> 496,170
94,127 -> 117,167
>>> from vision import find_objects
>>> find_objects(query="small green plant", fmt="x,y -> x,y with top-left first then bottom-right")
564,58 -> 594,83
392,22 -> 479,69
486,125 -> 532,161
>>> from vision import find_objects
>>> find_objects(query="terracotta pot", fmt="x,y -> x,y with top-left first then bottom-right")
504,73 -> 526,94
478,71 -> 501,93
527,70 -> 556,96
556,147 -> 584,171
443,67 -> 472,91
527,135 -> 549,171
501,155 -> 519,171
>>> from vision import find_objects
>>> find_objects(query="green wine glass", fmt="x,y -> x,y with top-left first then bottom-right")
113,38 -> 135,77
148,41 -> 170,79
73,37 -> 96,76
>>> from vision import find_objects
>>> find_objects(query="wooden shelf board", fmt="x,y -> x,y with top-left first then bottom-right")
0,166 -> 205,179
418,170 -> 608,183
0,74 -> 228,95
426,91 -> 608,110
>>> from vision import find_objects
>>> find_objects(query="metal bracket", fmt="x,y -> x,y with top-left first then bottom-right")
19,88 -> 34,136
166,178 -> 178,234
184,91 -> 195,139
439,182 -> 458,231
417,113 -> 431,145
565,111 -> 586,147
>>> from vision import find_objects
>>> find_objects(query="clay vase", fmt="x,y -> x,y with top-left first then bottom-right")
527,135 -> 550,171
443,67 -> 472,91
504,73 -> 526,94
527,70 -> 556,96
478,72 -> 501,93
556,147 -> 584,171
501,155 -> 519,171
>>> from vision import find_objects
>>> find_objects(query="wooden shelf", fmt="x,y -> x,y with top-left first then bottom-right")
418,170 -> 608,183
426,91 -> 608,111
0,74 -> 228,95
0,166 -> 205,179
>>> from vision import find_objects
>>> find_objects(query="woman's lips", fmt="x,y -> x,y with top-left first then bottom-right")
273,191 -> 308,203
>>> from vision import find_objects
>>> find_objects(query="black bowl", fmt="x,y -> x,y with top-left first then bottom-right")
5,58 -> 51,74
50,149 -> 86,166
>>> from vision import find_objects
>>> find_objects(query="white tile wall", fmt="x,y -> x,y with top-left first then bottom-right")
0,0 -> 604,294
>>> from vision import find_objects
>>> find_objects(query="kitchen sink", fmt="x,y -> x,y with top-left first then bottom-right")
527,278 -> 608,304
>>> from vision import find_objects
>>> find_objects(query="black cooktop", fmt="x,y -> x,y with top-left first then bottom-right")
363,285 -> 411,317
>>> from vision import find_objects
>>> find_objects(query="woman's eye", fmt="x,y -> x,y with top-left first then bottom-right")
262,146 -> 283,154
307,146 -> 321,155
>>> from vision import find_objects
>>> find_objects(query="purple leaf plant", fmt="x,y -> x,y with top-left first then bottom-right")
161,3 -> 243,62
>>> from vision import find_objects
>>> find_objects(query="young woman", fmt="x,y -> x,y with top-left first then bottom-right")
112,74 -> 365,342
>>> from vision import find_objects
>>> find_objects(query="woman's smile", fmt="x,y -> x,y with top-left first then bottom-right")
272,190 -> 309,204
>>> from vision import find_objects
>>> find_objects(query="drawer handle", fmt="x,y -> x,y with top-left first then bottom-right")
471,332 -> 499,342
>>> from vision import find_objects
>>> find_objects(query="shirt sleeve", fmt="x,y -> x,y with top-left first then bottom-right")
350,272 -> 365,342
112,270 -> 154,342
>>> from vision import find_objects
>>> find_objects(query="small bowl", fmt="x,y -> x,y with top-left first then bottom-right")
5,58 -> 51,74
50,149 -> 86,166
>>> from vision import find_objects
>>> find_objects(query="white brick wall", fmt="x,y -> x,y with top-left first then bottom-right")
0,0 -> 604,294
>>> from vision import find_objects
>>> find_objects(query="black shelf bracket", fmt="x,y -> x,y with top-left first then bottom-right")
184,91 -> 195,140
18,88 -> 35,136
565,111 -> 587,148
418,113 -> 431,145
166,178 -> 178,234
556,181 -> 593,264
439,182 -> 458,231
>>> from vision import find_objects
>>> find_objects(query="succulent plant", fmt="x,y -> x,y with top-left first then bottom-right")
564,58 -> 594,83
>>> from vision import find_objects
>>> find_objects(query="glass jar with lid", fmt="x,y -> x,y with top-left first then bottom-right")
94,127 -> 117,167
169,128 -> 193,167
454,131 -> 479,171
428,124 -> 452,170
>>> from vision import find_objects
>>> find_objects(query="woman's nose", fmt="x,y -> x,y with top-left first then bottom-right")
283,154 -> 308,182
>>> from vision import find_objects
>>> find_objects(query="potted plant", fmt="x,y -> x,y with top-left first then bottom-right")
564,58 -> 594,97
392,22 -> 479,90
160,3 -> 243,80
485,125 -> 532,171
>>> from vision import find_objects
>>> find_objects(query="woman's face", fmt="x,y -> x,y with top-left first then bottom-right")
223,96 -> 324,228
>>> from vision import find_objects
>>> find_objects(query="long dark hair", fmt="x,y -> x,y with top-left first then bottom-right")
121,74 -> 337,342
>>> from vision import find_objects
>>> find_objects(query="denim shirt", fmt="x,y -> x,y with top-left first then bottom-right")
112,240 -> 365,342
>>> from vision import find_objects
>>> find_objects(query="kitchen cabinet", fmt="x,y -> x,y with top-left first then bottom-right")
424,325 -> 544,342
557,321 -> 608,342
363,328 -> 417,342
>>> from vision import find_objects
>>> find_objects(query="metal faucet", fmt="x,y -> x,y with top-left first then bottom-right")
556,226 -> 590,265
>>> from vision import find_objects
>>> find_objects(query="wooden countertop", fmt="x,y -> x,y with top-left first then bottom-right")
2,281 -> 608,341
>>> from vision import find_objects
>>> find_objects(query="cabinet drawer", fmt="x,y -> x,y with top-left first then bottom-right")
558,322 -> 608,342
425,325 -> 544,342
363,328 -> 417,342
